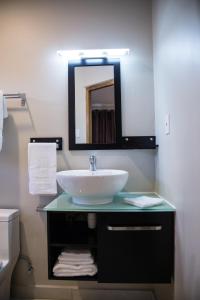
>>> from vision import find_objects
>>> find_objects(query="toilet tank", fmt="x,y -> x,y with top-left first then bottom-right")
0,209 -> 20,262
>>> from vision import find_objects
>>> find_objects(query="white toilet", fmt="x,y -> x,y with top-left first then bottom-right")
0,209 -> 20,300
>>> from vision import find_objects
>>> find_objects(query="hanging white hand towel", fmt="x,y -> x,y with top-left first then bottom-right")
28,143 -> 57,195
0,90 -> 8,151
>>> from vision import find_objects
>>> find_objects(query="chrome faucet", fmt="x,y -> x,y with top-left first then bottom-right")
89,155 -> 96,171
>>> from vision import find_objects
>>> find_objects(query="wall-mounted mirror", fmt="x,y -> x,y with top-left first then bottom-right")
68,59 -> 122,150
68,58 -> 156,150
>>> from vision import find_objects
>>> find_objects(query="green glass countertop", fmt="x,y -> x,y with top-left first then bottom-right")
44,192 -> 176,212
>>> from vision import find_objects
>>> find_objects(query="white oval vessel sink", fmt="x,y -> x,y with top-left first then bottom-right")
56,169 -> 129,205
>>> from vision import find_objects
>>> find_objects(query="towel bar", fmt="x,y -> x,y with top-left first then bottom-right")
3,93 -> 26,106
30,137 -> 63,150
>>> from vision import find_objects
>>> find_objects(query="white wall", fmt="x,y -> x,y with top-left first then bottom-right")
0,0 -> 156,298
153,0 -> 200,299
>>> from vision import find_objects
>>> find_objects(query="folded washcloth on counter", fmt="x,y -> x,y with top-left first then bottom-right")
60,249 -> 91,259
124,196 -> 164,208
58,256 -> 94,265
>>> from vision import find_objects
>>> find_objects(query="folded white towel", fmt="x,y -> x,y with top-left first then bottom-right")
0,90 -> 8,151
124,196 -> 164,208
54,269 -> 97,277
61,249 -> 91,259
58,256 -> 94,265
28,143 -> 57,195
53,261 -> 96,272
53,263 -> 97,277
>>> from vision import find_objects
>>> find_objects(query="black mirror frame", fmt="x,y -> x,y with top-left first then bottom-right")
68,58 -> 122,150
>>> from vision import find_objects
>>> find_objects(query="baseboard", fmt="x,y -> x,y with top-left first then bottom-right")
73,289 -> 155,300
11,284 -> 156,300
11,284 -> 73,300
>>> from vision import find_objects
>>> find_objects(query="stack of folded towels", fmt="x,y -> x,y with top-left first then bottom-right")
53,249 -> 97,277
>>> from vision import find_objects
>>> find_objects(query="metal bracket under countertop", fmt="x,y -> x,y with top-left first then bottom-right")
36,206 -> 46,212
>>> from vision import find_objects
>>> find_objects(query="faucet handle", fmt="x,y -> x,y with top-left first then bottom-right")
89,155 -> 96,162
89,155 -> 96,171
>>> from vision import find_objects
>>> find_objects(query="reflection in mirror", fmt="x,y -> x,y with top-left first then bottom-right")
75,66 -> 116,144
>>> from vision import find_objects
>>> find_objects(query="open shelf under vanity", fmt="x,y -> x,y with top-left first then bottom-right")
47,211 -> 98,281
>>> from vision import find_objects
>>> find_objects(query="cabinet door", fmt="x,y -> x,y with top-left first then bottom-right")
97,212 -> 174,283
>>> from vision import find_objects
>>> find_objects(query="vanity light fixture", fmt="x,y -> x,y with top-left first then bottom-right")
57,48 -> 130,60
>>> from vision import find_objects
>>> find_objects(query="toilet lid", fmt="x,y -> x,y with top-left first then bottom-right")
0,209 -> 19,222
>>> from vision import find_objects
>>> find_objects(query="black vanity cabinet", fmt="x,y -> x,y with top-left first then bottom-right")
97,212 -> 174,283
47,209 -> 174,283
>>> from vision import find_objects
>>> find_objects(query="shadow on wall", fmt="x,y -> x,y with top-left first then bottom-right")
0,115 -> 20,208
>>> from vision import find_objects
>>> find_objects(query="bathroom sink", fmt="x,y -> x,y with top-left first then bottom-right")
56,169 -> 129,205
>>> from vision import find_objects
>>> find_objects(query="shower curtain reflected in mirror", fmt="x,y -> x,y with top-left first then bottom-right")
92,109 -> 116,144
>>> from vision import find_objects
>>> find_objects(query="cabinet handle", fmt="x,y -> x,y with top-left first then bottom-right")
107,225 -> 162,231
